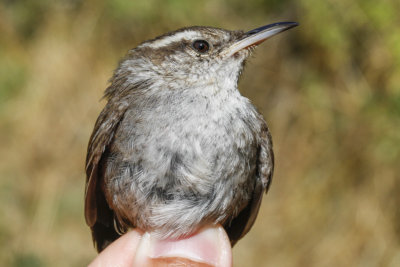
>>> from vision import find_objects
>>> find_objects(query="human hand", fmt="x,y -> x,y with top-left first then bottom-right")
89,225 -> 232,267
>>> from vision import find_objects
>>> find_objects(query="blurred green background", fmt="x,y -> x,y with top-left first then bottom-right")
1,0 -> 399,266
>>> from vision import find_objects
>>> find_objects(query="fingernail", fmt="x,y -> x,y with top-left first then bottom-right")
133,225 -> 232,267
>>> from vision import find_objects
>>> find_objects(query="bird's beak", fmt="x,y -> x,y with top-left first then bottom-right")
224,22 -> 298,57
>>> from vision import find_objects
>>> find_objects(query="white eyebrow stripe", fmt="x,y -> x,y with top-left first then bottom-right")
140,31 -> 202,49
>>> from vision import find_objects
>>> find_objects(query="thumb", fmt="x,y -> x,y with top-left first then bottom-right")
133,225 -> 232,267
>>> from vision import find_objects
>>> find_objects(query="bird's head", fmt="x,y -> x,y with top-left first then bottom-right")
106,22 -> 298,97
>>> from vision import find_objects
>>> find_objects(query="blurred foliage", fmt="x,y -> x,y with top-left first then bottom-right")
0,0 -> 399,266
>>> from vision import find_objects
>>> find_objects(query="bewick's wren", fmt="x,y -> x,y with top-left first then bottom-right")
85,22 -> 298,252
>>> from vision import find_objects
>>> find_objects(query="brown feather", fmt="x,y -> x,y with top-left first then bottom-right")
224,123 -> 274,245
84,92 -> 130,250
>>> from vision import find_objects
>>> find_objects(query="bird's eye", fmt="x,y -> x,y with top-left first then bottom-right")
192,40 -> 210,53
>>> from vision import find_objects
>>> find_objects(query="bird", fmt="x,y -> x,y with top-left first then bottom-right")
85,21 -> 298,252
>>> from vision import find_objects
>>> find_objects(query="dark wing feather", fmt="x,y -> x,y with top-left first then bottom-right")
225,124 -> 274,246
85,97 -> 129,252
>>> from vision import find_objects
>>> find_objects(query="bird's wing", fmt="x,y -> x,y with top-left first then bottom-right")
225,124 -> 274,246
85,97 -> 129,251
